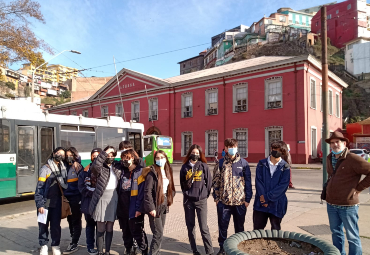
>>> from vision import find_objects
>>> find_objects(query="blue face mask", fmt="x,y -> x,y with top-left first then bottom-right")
228,148 -> 238,156
332,150 -> 343,155
155,158 -> 166,167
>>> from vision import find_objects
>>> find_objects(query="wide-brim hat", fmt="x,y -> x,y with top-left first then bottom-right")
325,131 -> 349,144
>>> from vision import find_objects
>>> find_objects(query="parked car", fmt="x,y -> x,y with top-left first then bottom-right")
349,149 -> 370,161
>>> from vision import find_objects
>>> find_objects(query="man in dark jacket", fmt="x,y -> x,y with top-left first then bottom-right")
325,131 -> 370,255
78,148 -> 101,255
253,142 -> 290,231
119,140 -> 145,167
212,138 -> 253,255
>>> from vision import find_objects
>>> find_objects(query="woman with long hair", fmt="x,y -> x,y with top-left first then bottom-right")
180,144 -> 214,255
142,150 -> 176,255
278,141 -> 294,188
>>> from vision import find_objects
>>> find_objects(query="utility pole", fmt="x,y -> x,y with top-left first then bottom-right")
321,6 -> 329,184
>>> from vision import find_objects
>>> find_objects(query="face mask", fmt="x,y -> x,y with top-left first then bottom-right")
332,150 -> 343,155
105,158 -> 115,165
54,154 -> 64,162
190,154 -> 200,161
271,150 -> 282,158
122,160 -> 131,168
156,159 -> 166,167
66,156 -> 74,164
228,148 -> 237,156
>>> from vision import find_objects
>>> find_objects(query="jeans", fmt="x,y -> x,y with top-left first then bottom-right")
253,210 -> 282,230
148,198 -> 167,255
38,199 -> 62,247
84,214 -> 96,250
327,203 -> 362,255
66,195 -> 82,245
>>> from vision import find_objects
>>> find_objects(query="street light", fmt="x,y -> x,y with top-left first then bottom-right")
31,50 -> 81,103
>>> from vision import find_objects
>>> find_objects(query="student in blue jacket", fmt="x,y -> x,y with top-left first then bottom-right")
117,149 -> 148,255
253,141 -> 291,230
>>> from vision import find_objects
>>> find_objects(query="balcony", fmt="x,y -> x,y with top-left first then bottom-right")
267,101 -> 282,109
149,115 -> 158,121
207,108 -> 217,115
184,111 -> 192,118
235,105 -> 247,112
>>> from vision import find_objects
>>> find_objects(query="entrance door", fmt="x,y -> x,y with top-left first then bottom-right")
17,126 -> 37,194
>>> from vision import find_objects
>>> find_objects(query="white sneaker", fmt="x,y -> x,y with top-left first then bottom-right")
40,245 -> 48,255
52,246 -> 61,255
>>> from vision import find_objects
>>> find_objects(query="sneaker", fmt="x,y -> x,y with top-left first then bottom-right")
64,243 -> 79,254
87,248 -> 98,255
217,247 -> 225,255
40,245 -> 48,255
193,251 -> 201,255
52,246 -> 61,255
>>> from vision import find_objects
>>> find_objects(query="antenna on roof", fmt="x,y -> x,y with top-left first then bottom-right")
113,56 -> 126,122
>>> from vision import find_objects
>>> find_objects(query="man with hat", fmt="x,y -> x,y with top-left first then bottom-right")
325,131 -> 370,255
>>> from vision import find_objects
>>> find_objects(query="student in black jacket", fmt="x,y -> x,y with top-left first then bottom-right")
141,150 -> 176,255
119,140 -> 145,167
180,144 -> 214,255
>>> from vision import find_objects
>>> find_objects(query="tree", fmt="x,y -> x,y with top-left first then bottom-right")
0,0 -> 53,66
5,81 -> 15,90
60,90 -> 71,99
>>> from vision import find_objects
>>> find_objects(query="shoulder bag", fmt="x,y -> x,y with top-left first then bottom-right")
57,182 -> 72,219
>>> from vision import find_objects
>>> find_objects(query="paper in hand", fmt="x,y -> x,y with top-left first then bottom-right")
37,209 -> 48,224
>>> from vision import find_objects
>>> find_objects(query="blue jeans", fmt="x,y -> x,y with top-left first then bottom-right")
327,203 -> 362,255
84,214 -> 96,250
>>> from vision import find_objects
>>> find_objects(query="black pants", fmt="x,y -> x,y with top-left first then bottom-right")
217,202 -> 246,248
148,198 -> 167,255
38,200 -> 62,246
184,198 -> 214,254
253,210 -> 282,230
118,214 -> 148,252
66,195 -> 82,244
84,213 -> 96,250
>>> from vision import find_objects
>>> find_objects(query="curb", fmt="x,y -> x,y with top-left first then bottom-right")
0,210 -> 35,221
224,230 -> 340,255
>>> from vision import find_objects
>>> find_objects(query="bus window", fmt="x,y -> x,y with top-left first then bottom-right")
157,136 -> 172,149
129,132 -> 142,157
61,131 -> 95,152
0,120 -> 10,152
96,127 -> 126,149
40,127 -> 54,164
144,137 -> 152,151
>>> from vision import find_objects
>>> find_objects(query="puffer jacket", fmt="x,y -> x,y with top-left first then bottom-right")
88,151 -> 121,216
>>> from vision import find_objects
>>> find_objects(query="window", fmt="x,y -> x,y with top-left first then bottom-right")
82,110 -> 88,117
265,77 -> 282,109
335,93 -> 340,117
311,127 -> 317,158
182,132 -> 193,156
149,98 -> 158,121
71,111 -> 77,116
348,44 -> 353,50
233,128 -> 248,158
205,130 -> 218,157
329,89 -> 333,115
327,14 -> 332,19
205,89 -> 218,115
131,101 -> 140,122
61,128 -> 95,152
336,10 -> 339,14
316,21 -> 318,26
233,83 -> 248,112
266,19 -> 272,24
279,16 -> 286,22
115,103 -> 123,117
101,106 -> 108,117
320,84 -> 323,112
182,93 -> 193,118
97,127 -> 125,149
310,79 -> 316,109
0,120 -> 10,152
259,21 -> 263,26
347,4 -> 351,10
265,126 -> 283,157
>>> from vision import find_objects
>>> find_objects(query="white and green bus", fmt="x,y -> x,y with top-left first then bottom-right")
0,99 -> 144,199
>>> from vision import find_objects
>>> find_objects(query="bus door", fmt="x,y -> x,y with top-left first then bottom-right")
38,127 -> 55,172
128,130 -> 143,158
143,136 -> 153,166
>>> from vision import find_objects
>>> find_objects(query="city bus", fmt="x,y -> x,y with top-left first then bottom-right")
143,135 -> 173,166
0,99 -> 144,199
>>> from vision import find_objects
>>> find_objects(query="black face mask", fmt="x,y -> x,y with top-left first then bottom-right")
105,158 -> 115,165
54,154 -> 64,162
271,150 -> 282,158
66,156 -> 74,164
190,154 -> 200,161
122,160 -> 131,168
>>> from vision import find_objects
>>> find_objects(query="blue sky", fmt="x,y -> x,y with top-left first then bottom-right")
13,0 -> 336,79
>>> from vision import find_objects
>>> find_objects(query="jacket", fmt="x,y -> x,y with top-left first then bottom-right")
88,151 -> 121,215
212,154 -> 253,205
64,162 -> 83,198
35,164 -> 62,209
78,163 -> 95,214
326,148 -> 370,206
117,164 -> 146,219
253,158 -> 290,218
141,166 -> 176,218
180,161 -> 212,201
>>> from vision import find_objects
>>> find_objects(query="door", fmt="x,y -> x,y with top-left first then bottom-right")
17,126 -> 37,194
128,132 -> 142,157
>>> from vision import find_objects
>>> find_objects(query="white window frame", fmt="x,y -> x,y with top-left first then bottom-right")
310,78 -> 316,109
205,130 -> 218,157
101,106 -> 108,117
149,98 -> 158,121
82,110 -> 88,117
181,131 -> 193,156
311,126 -> 318,158
335,92 -> 340,118
233,128 -> 248,158
181,92 -> 193,118
115,103 -> 123,117
265,77 -> 283,110
131,101 -> 140,122
320,83 -> 323,112
233,83 -> 248,113
265,126 -> 283,157
205,88 -> 218,116
328,89 -> 333,115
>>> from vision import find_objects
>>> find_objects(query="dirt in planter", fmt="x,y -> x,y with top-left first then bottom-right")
237,238 -> 323,255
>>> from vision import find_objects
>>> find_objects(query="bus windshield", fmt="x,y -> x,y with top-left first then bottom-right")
157,136 -> 172,149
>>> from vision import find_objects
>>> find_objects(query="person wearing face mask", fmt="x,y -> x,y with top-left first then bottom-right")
119,140 -> 145,167
117,149 -> 148,255
212,138 -> 252,255
180,144 -> 213,255
141,150 -> 176,255
89,146 -> 121,255
78,148 -> 102,255
63,147 -> 83,254
253,142 -> 290,231
35,147 -> 67,255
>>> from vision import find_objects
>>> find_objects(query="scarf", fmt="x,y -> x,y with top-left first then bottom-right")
48,158 -> 68,189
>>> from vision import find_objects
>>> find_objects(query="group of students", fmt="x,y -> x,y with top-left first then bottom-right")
35,138 -> 292,255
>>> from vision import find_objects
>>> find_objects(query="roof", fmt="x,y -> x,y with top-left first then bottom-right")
344,37 -> 370,46
178,54 -> 204,64
358,117 -> 370,125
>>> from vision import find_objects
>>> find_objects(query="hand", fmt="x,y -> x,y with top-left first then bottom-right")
135,211 -> 141,217
262,204 -> 268,208
354,190 -> 361,195
244,202 -> 249,208
260,195 -> 266,204
73,162 -> 82,171
149,210 -> 156,217
38,207 -> 44,214
216,201 -> 219,206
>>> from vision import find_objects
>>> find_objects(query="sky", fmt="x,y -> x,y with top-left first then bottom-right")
12,0 -> 339,79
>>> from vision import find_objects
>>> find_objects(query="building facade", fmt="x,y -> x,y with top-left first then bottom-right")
277,8 -> 314,31
20,63 -> 79,83
344,37 -> 370,76
178,51 -> 206,75
48,55 -> 347,164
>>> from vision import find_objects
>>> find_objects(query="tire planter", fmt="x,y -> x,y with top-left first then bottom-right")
223,230 -> 340,255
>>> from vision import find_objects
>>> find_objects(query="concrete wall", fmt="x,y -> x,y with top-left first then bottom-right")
353,41 -> 370,75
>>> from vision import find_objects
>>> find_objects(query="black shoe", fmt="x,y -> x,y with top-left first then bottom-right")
64,243 -> 79,254
194,251 -> 201,255
87,248 -> 98,255
217,248 -> 225,255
